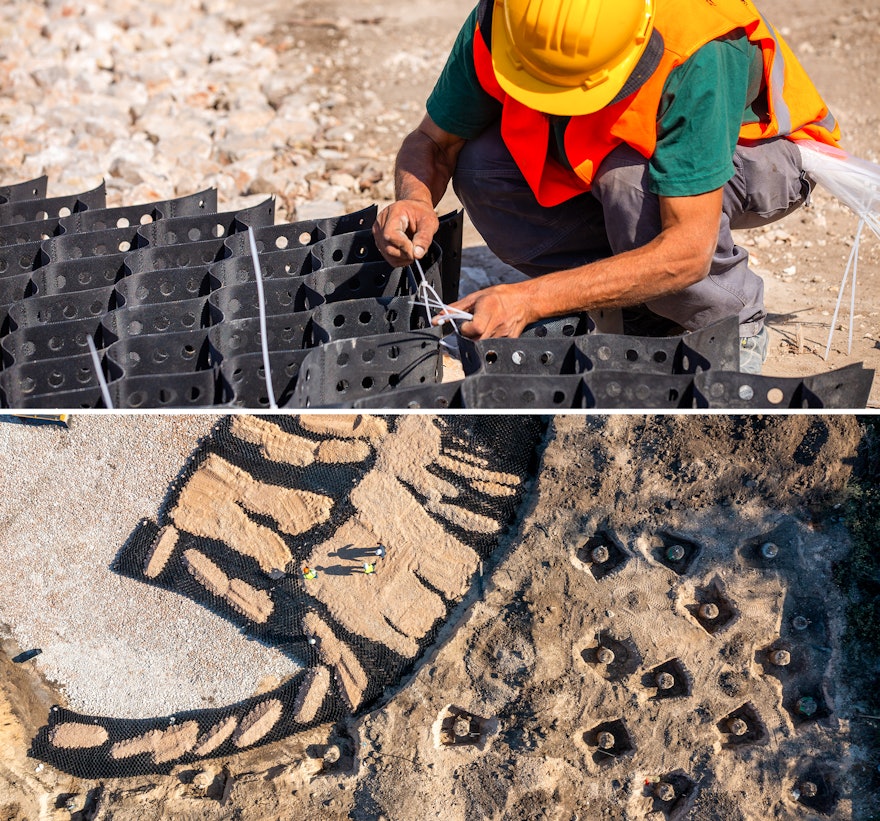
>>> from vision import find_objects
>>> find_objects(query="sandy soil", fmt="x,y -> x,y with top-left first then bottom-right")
0,414 -> 876,821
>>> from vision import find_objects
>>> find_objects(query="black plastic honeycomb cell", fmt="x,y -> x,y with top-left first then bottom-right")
0,175 -> 47,205
310,297 -> 431,345
142,198 -> 274,248
105,330 -> 212,379
694,364 -> 874,409
6,286 -> 114,330
104,297 -> 210,341
207,246 -> 315,290
458,336 -> 589,377
0,181 -> 106,225
207,277 -> 311,324
1,315 -> 107,366
310,228 -> 388,269
305,261 -> 427,306
460,373 -> 587,409
0,239 -> 46,276
225,204 -> 378,254
207,312 -> 313,360
0,215 -> 65,247
353,380 -> 465,409
583,371 -> 697,409
114,267 -> 211,308
112,370 -> 216,410
0,350 -> 103,407
289,329 -> 444,409
218,349 -> 312,408
58,189 -> 217,235
33,255 -> 127,296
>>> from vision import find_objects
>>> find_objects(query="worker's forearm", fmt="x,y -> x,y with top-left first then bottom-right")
394,128 -> 457,207
523,228 -> 713,320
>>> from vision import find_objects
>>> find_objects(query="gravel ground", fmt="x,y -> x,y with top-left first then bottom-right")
0,415 -> 302,717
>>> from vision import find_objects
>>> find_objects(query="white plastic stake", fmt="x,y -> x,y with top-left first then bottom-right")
248,226 -> 278,409
86,334 -> 114,409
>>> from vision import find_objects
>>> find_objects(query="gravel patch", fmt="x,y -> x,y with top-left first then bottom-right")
0,415 -> 301,717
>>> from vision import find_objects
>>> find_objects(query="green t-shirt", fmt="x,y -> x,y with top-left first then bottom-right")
426,7 -> 766,197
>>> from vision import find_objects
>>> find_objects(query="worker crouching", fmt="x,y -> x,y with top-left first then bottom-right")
373,0 -> 840,373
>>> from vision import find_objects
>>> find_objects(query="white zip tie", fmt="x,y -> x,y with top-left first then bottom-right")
86,333 -> 114,409
248,226 -> 278,409
410,256 -> 472,335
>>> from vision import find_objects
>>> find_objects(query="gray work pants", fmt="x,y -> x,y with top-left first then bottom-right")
452,122 -> 812,337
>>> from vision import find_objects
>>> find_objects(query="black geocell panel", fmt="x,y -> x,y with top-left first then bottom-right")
28,415 -> 546,778
0,179 -> 872,408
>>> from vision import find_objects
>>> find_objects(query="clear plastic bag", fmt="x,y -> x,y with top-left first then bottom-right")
795,140 -> 880,357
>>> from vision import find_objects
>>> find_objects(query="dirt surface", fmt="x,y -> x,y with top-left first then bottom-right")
0,415 -> 877,820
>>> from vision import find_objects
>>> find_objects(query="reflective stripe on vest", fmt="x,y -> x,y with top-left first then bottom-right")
473,0 -> 840,206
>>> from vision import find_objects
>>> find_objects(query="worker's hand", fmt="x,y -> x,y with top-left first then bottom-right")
446,283 -> 538,339
373,199 -> 439,267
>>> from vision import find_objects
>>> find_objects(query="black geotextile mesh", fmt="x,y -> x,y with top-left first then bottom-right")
30,414 -> 547,778
0,178 -> 873,409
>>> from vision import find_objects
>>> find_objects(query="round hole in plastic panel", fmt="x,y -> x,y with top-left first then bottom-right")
275,236 -> 289,250
362,376 -> 374,390
738,384 -> 755,401
606,381 -> 621,397
359,311 -> 371,324
653,350 -> 668,363
47,338 -> 61,353
511,350 -> 525,365
485,351 -> 498,364
78,272 -> 91,286
388,346 -> 400,360
20,376 -> 36,394
48,371 -> 64,389
128,391 -> 145,407
333,314 -> 345,328
188,228 -> 201,242
553,390 -> 565,404
625,349 -> 639,362
152,350 -> 169,364
332,249 -> 344,263
336,379 -> 349,394
597,346 -> 611,361
562,324 -> 575,336
767,387 -> 784,404
362,349 -> 375,363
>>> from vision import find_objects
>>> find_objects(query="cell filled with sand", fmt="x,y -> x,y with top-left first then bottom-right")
298,414 -> 387,440
303,611 -> 368,711
49,723 -> 109,749
143,525 -> 179,579
292,666 -> 331,724
232,699 -> 283,748
171,453 -> 333,573
192,715 -> 238,756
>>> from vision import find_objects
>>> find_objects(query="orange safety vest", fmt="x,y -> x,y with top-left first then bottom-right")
473,0 -> 840,207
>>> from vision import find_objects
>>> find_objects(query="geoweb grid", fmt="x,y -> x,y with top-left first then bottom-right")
0,177 -> 873,409
29,414 -> 546,778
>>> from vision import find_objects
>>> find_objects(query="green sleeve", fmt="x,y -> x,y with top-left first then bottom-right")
425,6 -> 502,140
649,35 -> 763,197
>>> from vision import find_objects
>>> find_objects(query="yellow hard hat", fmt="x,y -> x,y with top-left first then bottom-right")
491,0 -> 659,116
